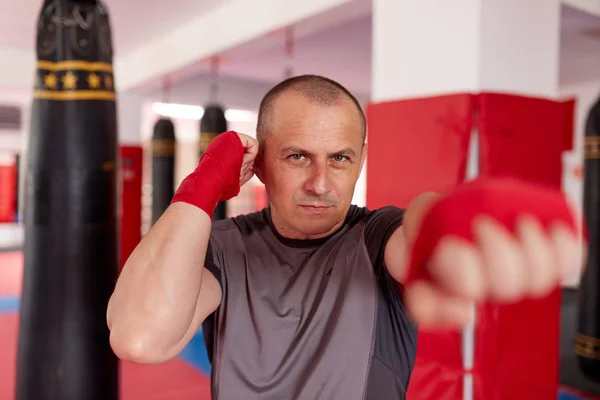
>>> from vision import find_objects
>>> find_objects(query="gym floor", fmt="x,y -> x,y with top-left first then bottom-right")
0,251 -> 211,400
0,250 -> 597,400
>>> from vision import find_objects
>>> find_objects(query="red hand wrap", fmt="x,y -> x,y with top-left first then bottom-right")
171,131 -> 244,218
405,177 -> 578,284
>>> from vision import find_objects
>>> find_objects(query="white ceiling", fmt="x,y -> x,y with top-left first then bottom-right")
225,4 -> 600,90
218,14 -> 374,97
134,15 -> 373,103
0,0 -> 229,54
1,1 -> 599,105
130,0 -> 373,96
139,3 -> 600,105
560,5 -> 600,85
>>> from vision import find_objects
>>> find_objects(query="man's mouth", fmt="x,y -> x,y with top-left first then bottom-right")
299,205 -> 332,213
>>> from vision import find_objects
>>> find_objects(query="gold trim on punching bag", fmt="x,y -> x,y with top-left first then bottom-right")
199,132 -> 220,153
152,139 -> 176,157
34,60 -> 116,102
584,136 -> 600,159
576,334 -> 600,360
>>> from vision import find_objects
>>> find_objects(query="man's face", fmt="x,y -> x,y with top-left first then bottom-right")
256,93 -> 367,239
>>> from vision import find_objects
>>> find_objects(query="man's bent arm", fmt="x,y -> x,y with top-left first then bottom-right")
106,202 -> 221,364
107,131 -> 248,364
384,192 -> 441,283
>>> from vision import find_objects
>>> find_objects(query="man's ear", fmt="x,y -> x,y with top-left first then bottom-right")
253,147 -> 265,184
358,143 -> 368,175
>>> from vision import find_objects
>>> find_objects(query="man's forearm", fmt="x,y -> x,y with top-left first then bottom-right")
403,191 -> 442,246
107,202 -> 212,362
383,191 -> 442,283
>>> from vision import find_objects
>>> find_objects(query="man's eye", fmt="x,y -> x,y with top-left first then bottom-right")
289,154 -> 304,161
333,155 -> 348,162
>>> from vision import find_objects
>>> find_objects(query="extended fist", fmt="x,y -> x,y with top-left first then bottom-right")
403,177 -> 584,329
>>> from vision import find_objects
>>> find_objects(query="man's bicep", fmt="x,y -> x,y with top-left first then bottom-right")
193,240 -> 223,318
364,206 -> 408,282
204,240 -> 222,286
383,226 -> 409,283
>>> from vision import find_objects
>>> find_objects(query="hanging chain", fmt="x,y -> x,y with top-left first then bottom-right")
44,0 -> 95,30
209,57 -> 219,103
162,76 -> 171,104
283,27 -> 294,79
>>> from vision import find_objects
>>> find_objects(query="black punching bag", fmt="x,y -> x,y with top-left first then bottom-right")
200,104 -> 228,220
16,1 -> 119,399
151,118 -> 176,225
577,94 -> 600,382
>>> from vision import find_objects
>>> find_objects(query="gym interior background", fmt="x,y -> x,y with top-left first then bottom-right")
1,0 -> 600,399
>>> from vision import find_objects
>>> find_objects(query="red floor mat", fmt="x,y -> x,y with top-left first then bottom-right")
0,314 -> 211,400
0,314 -> 17,398
0,252 -> 22,296
121,359 -> 211,400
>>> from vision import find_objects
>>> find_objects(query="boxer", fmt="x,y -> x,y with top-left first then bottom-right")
107,75 -> 582,399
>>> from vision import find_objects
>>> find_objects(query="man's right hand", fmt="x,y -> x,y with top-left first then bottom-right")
171,130 -> 257,218
237,132 -> 259,187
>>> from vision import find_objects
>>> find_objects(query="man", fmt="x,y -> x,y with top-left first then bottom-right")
107,75 -> 582,399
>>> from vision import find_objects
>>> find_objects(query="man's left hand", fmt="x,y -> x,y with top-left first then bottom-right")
402,177 -> 585,329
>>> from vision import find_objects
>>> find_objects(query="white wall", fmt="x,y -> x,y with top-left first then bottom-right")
0,89 -> 30,161
0,131 -> 21,163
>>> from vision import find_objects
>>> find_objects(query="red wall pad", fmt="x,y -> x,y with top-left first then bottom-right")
476,93 -> 575,188
473,93 -> 576,400
119,145 -> 143,270
366,94 -> 476,400
0,164 -> 17,223
366,93 -> 475,209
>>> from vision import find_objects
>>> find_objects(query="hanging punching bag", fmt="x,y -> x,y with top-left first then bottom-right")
577,94 -> 600,382
200,104 -> 228,220
16,1 -> 119,399
151,118 -> 176,225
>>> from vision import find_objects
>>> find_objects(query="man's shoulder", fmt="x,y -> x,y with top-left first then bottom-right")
347,204 -> 405,223
355,204 -> 405,244
210,208 -> 270,239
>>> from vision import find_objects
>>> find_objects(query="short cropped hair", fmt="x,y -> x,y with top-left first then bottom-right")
256,74 -> 366,145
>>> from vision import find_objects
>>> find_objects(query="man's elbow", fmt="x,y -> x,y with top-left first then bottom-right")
108,328 -> 176,365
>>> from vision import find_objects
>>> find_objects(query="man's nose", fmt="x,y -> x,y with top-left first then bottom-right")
304,162 -> 332,196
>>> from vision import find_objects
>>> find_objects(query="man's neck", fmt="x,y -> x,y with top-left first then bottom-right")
268,206 -> 346,241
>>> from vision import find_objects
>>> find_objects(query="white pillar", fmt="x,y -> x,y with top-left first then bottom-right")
372,0 -> 561,102
115,91 -> 147,236
116,91 -> 145,145
371,1 -> 562,399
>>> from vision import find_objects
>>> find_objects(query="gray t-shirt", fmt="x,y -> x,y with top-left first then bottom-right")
202,205 -> 418,399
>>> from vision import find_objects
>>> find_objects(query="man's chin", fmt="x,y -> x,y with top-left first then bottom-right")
295,217 -> 343,239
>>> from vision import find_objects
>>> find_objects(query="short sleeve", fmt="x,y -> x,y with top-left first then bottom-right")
364,206 -> 405,276
202,239 -> 222,364
204,239 -> 222,285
